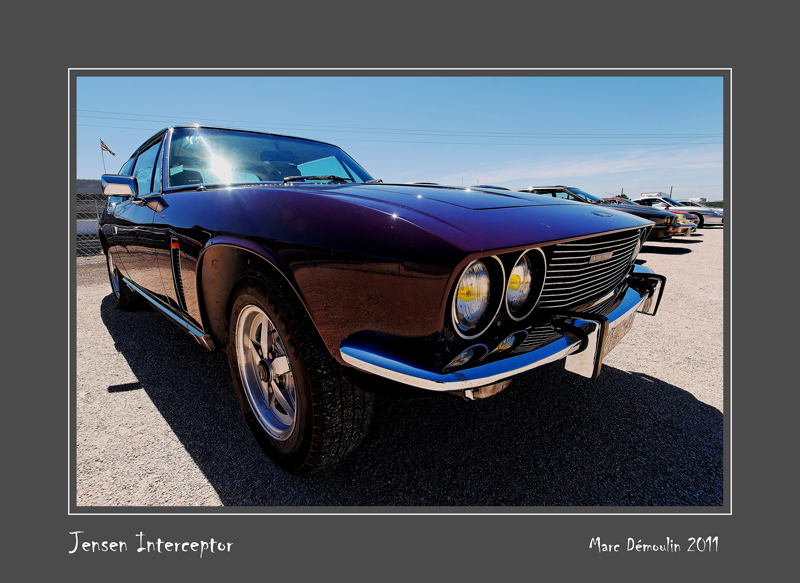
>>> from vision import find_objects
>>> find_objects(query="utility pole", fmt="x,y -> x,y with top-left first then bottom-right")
669,186 -> 673,197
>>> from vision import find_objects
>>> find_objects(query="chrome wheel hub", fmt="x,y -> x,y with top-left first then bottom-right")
235,305 -> 297,441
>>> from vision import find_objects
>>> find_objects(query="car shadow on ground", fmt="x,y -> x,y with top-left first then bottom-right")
98,294 -> 723,508
640,244 -> 693,255
662,235 -> 704,243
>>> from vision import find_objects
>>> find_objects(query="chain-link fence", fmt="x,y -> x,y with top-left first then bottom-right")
77,193 -> 104,257
77,180 -> 106,280
77,179 -> 104,259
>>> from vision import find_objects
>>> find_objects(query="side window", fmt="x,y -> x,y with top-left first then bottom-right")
553,191 -> 571,200
132,138 -> 163,196
119,157 -> 135,176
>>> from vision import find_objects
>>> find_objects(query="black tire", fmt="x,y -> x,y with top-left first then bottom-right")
226,267 -> 373,474
106,249 -> 138,309
692,213 -> 704,228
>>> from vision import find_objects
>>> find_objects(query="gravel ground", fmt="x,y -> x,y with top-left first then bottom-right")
75,227 -> 724,507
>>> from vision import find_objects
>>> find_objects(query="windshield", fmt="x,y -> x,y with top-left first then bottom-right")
566,188 -> 603,203
604,198 -> 637,206
661,196 -> 684,206
167,127 -> 374,188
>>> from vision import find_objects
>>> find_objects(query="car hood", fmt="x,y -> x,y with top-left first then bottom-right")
302,183 -> 652,252
321,183 -> 569,210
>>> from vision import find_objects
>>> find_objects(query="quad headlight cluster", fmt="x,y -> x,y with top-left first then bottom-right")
451,249 -> 546,341
446,229 -> 646,372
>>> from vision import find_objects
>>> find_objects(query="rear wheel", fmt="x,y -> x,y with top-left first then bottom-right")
227,267 -> 373,474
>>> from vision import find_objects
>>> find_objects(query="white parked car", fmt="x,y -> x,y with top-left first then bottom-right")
633,194 -> 723,227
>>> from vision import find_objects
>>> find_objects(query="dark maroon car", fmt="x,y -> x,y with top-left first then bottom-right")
516,186 -> 680,241
99,126 -> 666,473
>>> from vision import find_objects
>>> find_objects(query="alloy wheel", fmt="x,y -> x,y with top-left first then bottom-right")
235,305 -> 297,440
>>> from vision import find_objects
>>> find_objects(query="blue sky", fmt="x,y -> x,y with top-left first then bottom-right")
76,75 -> 725,200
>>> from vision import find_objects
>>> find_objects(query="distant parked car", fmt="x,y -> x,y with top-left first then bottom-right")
668,210 -> 699,236
515,186 -> 680,241
634,194 -> 723,227
601,197 -> 700,237
677,199 -> 724,217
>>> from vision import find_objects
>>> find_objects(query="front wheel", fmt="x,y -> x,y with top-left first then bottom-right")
227,268 -> 373,474
691,213 -> 705,227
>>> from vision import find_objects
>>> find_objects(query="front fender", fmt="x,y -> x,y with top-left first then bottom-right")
196,236 -> 311,351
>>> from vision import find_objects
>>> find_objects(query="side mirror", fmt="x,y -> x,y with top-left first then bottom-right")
101,174 -> 138,198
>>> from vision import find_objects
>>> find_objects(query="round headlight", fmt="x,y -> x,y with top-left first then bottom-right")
507,254 -> 533,314
632,230 -> 644,259
454,260 -> 491,332
505,248 -> 546,322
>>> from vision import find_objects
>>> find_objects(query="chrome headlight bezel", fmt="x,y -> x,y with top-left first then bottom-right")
451,256 -> 505,340
505,248 -> 547,322
631,228 -> 647,260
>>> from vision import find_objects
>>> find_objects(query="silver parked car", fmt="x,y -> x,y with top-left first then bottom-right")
633,194 -> 723,227
677,199 -> 724,217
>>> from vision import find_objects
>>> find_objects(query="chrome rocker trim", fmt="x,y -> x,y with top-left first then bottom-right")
122,277 -> 215,350
340,266 -> 665,392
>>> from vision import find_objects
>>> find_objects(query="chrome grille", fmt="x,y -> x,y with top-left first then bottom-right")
512,324 -> 563,354
538,229 -> 642,310
581,290 -> 620,315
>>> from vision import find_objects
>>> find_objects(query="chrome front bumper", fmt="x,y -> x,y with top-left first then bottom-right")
340,266 -> 665,392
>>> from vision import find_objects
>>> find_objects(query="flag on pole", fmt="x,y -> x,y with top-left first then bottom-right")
100,139 -> 116,156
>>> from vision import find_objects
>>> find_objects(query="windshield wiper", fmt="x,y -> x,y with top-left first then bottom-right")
283,175 -> 354,183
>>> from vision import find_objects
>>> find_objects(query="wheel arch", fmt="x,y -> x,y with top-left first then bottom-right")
196,238 -> 312,351
98,229 -> 108,254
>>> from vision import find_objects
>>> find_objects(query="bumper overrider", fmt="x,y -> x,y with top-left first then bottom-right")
340,265 -> 665,394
